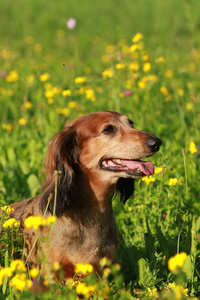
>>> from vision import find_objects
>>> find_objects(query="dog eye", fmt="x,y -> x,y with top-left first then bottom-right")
102,125 -> 116,133
128,119 -> 134,128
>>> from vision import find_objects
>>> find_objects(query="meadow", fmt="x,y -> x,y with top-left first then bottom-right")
0,0 -> 200,298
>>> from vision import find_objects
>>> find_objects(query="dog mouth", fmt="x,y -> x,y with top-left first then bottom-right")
100,158 -> 154,177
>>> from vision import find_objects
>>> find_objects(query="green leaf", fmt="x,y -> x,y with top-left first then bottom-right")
2,250 -> 9,294
138,258 -> 152,287
145,219 -> 155,260
7,148 -> 16,165
182,255 -> 193,280
155,224 -> 169,258
27,174 -> 40,196
19,159 -> 30,175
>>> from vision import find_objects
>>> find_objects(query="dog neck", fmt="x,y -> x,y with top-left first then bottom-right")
73,168 -> 116,212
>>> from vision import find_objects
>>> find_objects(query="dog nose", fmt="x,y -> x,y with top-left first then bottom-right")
146,137 -> 162,152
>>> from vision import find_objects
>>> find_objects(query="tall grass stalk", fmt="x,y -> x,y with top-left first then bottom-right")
182,148 -> 188,202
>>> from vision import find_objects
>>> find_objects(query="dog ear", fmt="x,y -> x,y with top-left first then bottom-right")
40,126 -> 79,217
116,178 -> 135,204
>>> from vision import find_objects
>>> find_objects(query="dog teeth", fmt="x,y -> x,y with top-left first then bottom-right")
113,159 -> 121,164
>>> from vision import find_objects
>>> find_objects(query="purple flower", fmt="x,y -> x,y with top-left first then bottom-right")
66,18 -> 76,30
123,90 -> 133,97
1,70 -> 7,78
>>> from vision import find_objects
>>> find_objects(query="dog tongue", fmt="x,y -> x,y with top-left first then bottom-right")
120,160 -> 154,176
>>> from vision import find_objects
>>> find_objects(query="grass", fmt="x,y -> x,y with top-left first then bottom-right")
0,0 -> 200,298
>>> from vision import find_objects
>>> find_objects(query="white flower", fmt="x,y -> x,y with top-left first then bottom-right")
66,18 -> 76,29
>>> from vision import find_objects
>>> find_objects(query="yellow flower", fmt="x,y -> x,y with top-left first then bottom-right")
74,77 -> 87,84
26,74 -> 35,84
3,218 -> 20,228
143,62 -> 151,72
39,73 -> 50,82
187,82 -> 192,88
47,98 -> 54,105
43,274 -> 50,286
10,260 -> 26,272
53,86 -> 61,94
68,101 -> 77,109
168,178 -> 178,186
61,108 -> 70,116
146,287 -> 159,298
129,61 -> 140,71
165,69 -> 173,78
165,94 -> 173,101
0,267 -> 13,285
189,141 -> 197,154
0,48 -> 14,59
148,75 -> 158,82
44,83 -> 52,90
142,175 -> 155,185
85,88 -> 95,101
177,89 -> 184,96
160,86 -> 169,96
2,123 -> 13,133
129,44 -> 141,52
1,206 -> 14,213
168,282 -> 188,298
47,216 -> 57,225
24,216 -> 46,230
21,101 -> 32,110
137,80 -> 146,89
6,70 -> 20,82
75,263 -> 93,275
30,268 -> 39,279
44,89 -> 55,98
155,56 -> 166,64
0,88 -> 6,95
101,54 -> 110,63
132,32 -> 143,43
76,282 -> 96,298
99,257 -> 111,268
34,43 -> 42,52
115,63 -> 125,70
154,167 -> 163,174
189,62 -> 196,72
103,267 -> 112,278
101,68 -> 113,78
186,103 -> 193,111
142,54 -> 149,61
105,44 -> 115,53
125,80 -> 132,89
52,262 -> 60,271
168,252 -> 187,273
77,86 -> 86,94
62,89 -> 72,97
10,274 -> 32,291
122,45 -> 130,54
18,118 -> 28,126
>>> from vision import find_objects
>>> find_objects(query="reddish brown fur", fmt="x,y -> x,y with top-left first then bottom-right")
4,111 -> 161,279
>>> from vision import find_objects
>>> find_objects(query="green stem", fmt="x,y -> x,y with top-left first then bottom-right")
25,233 -> 40,265
177,222 -> 185,254
182,148 -> 188,202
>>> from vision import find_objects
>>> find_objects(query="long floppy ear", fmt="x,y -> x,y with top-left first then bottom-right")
116,178 -> 135,204
40,126 -> 79,217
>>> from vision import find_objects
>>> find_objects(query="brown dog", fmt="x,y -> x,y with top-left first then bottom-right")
9,111 -> 162,278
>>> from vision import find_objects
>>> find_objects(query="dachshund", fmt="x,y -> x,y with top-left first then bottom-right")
8,111 -> 162,278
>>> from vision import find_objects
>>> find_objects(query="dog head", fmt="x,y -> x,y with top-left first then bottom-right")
40,111 -> 162,216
